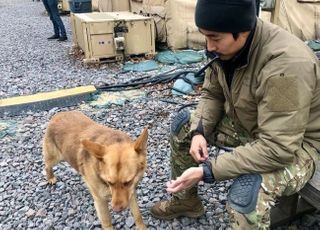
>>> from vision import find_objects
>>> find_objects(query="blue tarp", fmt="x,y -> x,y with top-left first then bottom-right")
122,60 -> 159,72
0,120 -> 16,138
89,89 -> 146,108
172,72 -> 204,96
307,40 -> 320,51
155,50 -> 204,64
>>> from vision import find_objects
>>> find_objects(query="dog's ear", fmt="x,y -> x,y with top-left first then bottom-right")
82,139 -> 105,160
134,127 -> 148,155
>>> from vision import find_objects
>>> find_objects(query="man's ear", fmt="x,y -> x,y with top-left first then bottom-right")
82,139 -> 105,160
134,127 -> 148,155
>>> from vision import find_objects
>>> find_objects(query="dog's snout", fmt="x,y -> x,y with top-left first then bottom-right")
112,203 -> 125,212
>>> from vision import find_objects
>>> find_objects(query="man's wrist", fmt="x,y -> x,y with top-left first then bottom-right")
190,116 -> 205,138
196,167 -> 204,179
190,130 -> 204,138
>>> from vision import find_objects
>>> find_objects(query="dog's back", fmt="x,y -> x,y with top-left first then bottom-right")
44,111 -> 131,171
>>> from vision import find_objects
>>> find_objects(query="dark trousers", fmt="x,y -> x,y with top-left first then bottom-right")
42,0 -> 66,37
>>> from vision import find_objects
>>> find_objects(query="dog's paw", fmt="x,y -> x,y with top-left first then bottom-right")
48,177 -> 57,185
136,224 -> 147,230
102,226 -> 113,230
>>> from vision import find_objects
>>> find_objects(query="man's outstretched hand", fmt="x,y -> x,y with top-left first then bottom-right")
166,167 -> 203,193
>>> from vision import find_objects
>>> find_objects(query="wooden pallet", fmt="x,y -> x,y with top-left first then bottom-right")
83,55 -> 124,64
70,43 -> 156,64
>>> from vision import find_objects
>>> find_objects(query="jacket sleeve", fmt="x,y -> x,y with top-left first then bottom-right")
211,59 -> 317,181
190,65 -> 225,137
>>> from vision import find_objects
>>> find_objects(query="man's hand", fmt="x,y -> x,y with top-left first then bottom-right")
166,167 -> 203,193
189,134 -> 208,163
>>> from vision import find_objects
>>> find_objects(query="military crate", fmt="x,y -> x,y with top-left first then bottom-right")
104,11 -> 155,58
71,12 -> 123,63
70,11 -> 155,63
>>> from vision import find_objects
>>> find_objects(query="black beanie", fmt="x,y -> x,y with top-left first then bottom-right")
195,0 -> 257,33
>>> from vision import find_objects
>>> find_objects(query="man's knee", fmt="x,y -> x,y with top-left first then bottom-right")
228,174 -> 262,214
170,109 -> 192,143
227,174 -> 272,229
170,109 -> 196,164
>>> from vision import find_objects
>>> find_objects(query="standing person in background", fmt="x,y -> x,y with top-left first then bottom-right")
42,0 -> 67,41
150,0 -> 320,228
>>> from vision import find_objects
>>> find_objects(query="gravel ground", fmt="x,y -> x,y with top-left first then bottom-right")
0,1 -> 319,229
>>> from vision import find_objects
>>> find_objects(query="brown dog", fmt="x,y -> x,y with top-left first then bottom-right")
42,111 -> 148,230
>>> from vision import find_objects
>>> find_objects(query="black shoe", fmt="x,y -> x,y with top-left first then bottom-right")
58,36 -> 67,41
47,35 -> 60,40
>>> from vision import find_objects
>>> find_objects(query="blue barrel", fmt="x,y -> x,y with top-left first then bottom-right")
69,0 -> 92,13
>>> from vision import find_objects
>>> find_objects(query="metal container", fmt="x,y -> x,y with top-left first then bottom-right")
69,0 -> 92,13
105,11 -> 155,57
71,11 -> 155,63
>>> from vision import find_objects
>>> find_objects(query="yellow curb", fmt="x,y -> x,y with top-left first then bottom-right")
0,85 -> 97,107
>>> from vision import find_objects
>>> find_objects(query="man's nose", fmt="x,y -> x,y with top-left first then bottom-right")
206,40 -> 217,52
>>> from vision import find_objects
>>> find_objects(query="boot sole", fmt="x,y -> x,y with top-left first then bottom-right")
151,210 -> 204,220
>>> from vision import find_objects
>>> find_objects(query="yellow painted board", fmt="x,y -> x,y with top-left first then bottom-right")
0,85 -> 97,107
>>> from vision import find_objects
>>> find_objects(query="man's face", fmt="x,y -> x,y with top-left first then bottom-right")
199,28 -> 249,60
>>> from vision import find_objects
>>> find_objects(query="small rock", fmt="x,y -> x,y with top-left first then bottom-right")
36,208 -> 47,217
25,208 -> 36,217
125,216 -> 135,228
38,182 -> 48,187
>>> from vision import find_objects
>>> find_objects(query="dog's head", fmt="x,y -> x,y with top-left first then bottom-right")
82,127 -> 148,212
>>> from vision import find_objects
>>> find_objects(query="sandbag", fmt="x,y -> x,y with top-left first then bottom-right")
165,0 -> 197,49
278,0 -> 320,40
140,0 -> 167,43
298,0 -> 320,2
92,0 -> 99,11
132,0 -> 205,50
112,0 -> 130,11
155,50 -> 204,64
130,0 -> 143,13
98,0 -> 130,12
187,26 -> 205,50
122,60 -> 159,72
153,15 -> 167,43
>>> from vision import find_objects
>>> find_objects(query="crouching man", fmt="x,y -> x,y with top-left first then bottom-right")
150,0 -> 320,228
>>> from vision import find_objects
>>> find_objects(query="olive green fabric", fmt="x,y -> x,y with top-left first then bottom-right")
170,112 -> 198,199
170,114 -> 319,228
170,111 -> 246,199
214,115 -> 254,148
228,142 -> 319,229
190,18 -> 320,181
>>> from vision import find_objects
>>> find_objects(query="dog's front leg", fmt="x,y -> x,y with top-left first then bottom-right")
92,194 -> 114,230
85,179 -> 113,230
129,192 -> 147,230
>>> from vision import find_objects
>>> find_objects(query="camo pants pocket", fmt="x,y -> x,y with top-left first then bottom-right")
282,143 -> 316,196
228,143 -> 316,229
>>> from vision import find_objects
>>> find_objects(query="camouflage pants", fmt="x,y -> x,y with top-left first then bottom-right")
170,110 -> 318,229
